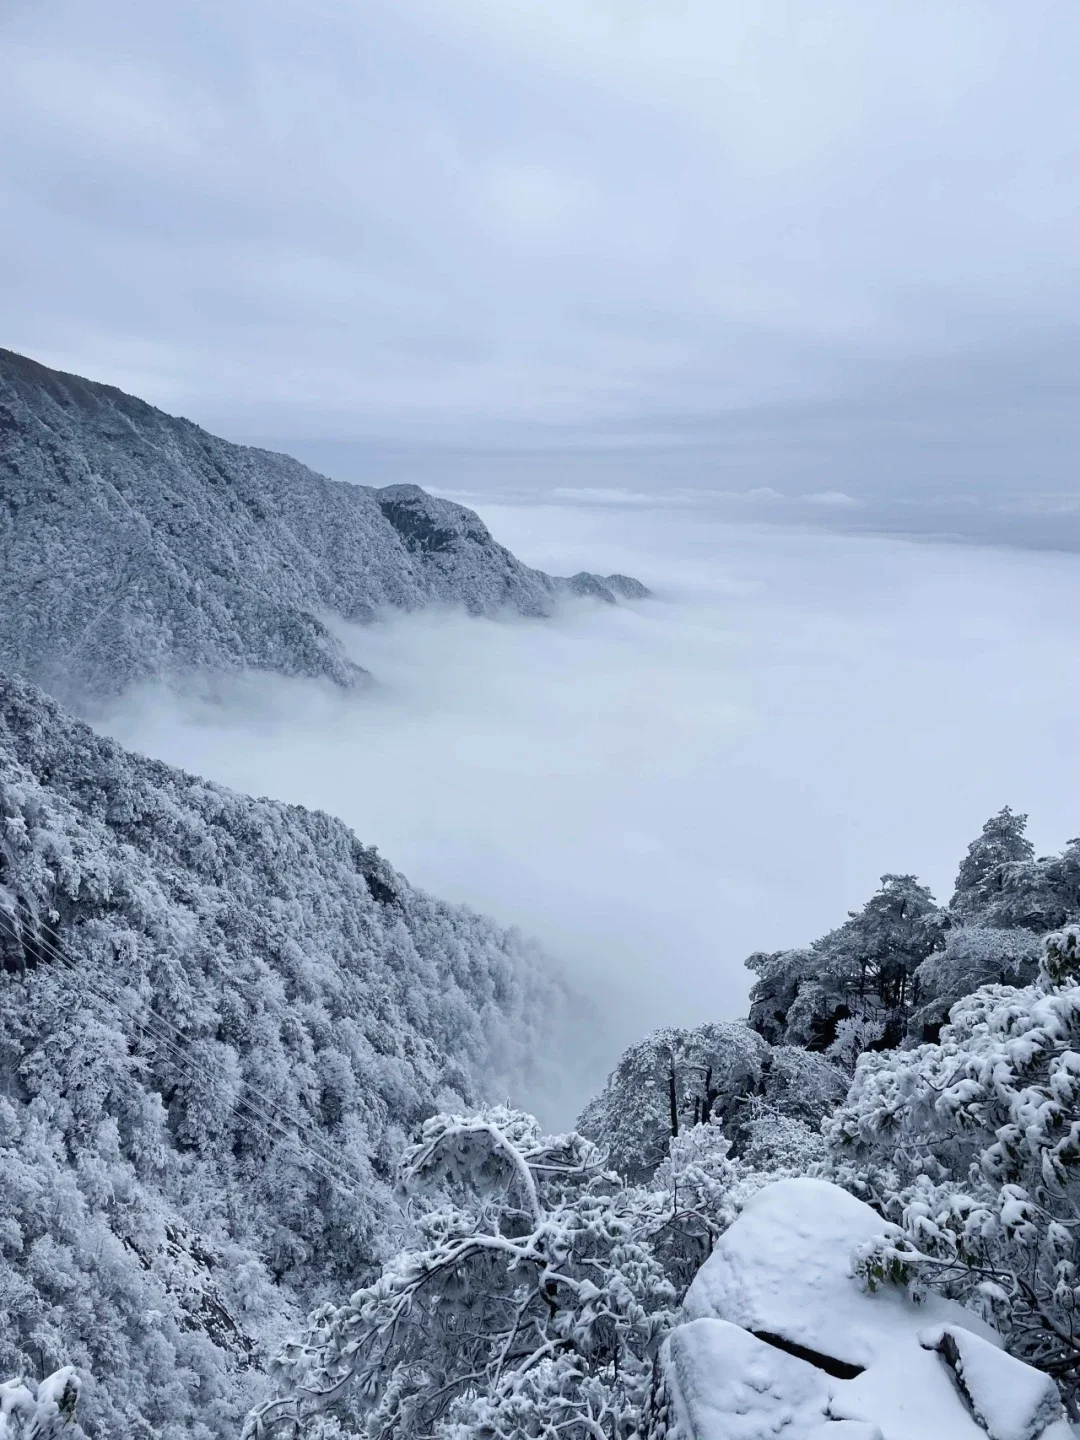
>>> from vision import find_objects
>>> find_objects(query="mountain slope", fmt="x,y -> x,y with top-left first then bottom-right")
0,349 -> 646,701
0,671 -> 579,1437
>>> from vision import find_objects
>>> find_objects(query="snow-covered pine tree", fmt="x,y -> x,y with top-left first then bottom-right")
826,928 -> 1080,1408
575,1024 -> 770,1180
747,874 -> 943,1058
576,1023 -> 843,1180
0,1369 -> 80,1440
945,808 -> 1080,935
950,806 -> 1035,921
908,923 -> 1041,1039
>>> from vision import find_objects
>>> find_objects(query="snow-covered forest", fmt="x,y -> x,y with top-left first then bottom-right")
4,650 -> 1080,1440
2,351 -> 1079,1440
240,808 -> 1080,1440
0,672 -> 579,1436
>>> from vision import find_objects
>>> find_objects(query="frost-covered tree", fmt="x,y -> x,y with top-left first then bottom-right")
908,923 -> 1040,1039
245,1108 -> 678,1440
979,839 -> 1080,935
246,1102 -> 818,1440
644,1096 -> 835,1298
950,806 -> 1035,921
735,1098 -> 828,1177
755,1044 -> 848,1126
575,1023 -> 770,1180
946,808 -> 1080,935
747,875 -> 943,1054
646,1099 -> 829,1300
826,928 -> 1080,1407
0,1370 -> 80,1440
744,947 -> 814,1046
811,873 -> 942,1032
746,817 -> 1080,1065
577,1025 -> 843,1181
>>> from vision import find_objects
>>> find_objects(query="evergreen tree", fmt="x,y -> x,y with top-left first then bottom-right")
577,1025 -> 843,1180
909,924 -> 1041,1039
747,876 -> 944,1055
576,1024 -> 770,1180
827,929 -> 1080,1408
951,807 -> 1035,921
0,1370 -> 80,1440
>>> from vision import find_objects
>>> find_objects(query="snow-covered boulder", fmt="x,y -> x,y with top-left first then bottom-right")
662,1318 -> 833,1440
684,1176 -> 997,1368
654,1178 -> 1069,1440
919,1326 -> 1066,1440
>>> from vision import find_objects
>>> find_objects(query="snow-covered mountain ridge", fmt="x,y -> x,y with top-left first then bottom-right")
0,348 -> 646,701
0,671 -> 578,1436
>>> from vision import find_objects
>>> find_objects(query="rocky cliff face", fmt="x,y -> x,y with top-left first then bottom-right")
0,349 -> 646,701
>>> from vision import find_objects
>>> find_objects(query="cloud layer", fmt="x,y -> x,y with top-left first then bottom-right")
3,0 -> 1080,467
100,502 -> 1080,1116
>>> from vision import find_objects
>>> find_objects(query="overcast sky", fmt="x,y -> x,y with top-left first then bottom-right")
3,0 -> 1080,503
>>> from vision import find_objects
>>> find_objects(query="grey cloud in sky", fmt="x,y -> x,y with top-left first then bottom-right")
2,0 -> 1080,484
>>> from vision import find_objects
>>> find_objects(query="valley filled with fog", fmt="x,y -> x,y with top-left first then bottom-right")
102,498 -> 1080,1118
7,0 -> 1080,1431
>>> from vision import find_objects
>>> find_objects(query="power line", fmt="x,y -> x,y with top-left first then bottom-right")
0,910 -> 369,1202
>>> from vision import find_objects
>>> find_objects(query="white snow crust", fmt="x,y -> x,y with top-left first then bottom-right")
919,1325 -> 1065,1440
666,1178 -> 1065,1440
665,1318 -> 830,1440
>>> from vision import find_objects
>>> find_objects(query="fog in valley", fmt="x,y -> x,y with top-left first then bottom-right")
9,0 -> 1080,1431
12,0 -> 1080,1114
102,497 -> 1080,1116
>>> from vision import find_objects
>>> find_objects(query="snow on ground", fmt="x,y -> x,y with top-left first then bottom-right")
683,1177 -> 998,1367
665,1319 -> 832,1440
664,1178 -> 1069,1440
919,1326 -> 1065,1440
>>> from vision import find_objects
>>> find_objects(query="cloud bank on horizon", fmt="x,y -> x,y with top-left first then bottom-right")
2,0 -> 1079,508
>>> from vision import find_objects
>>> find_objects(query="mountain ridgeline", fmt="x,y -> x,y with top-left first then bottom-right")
0,349 -> 633,1435
0,348 -> 646,702
1,348 -> 1079,1440
0,348 -> 635,1435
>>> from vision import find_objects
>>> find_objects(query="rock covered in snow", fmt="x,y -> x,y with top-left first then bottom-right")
920,1326 -> 1066,1440
0,348 -> 647,702
683,1176 -> 998,1368
657,1178 -> 1068,1440
663,1318 -> 833,1440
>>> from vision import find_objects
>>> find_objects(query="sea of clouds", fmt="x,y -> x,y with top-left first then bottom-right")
101,500 -> 1080,1117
